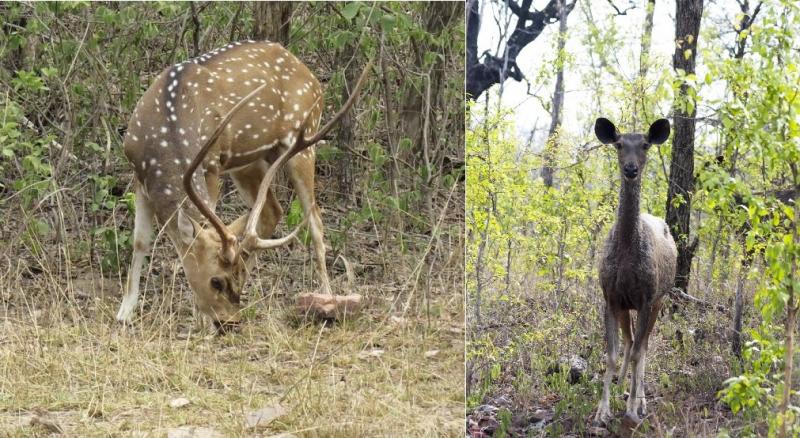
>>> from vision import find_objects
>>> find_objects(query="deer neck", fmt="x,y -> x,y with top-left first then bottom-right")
615,177 -> 642,249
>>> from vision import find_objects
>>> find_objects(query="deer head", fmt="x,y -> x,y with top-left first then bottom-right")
173,58 -> 374,332
595,118 -> 670,181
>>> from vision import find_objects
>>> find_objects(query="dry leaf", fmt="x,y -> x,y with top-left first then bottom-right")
390,315 -> 408,327
245,404 -> 287,429
169,397 -> 191,408
424,350 -> 439,358
358,348 -> 385,359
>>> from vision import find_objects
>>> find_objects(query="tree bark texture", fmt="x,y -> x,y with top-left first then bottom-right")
666,0 -> 703,293
252,2 -> 293,45
334,35 -> 358,202
541,0 -> 567,187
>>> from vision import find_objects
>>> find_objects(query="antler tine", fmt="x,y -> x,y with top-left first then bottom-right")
298,57 -> 375,150
240,58 -> 374,254
183,83 -> 267,264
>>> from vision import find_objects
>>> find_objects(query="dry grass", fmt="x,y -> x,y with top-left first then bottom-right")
0,181 -> 465,437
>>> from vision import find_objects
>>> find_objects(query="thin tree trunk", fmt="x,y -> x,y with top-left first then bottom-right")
379,41 -> 401,211
541,0 -> 567,187
634,0 -> 655,127
731,249 -> 751,359
334,39 -> 357,203
780,165 -> 799,438
705,215 -> 723,285
252,2 -> 293,45
504,238 -> 513,293
474,217 -> 490,328
639,0 -> 655,78
665,0 -> 703,293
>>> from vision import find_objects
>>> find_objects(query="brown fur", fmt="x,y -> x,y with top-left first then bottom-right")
116,41 -> 331,327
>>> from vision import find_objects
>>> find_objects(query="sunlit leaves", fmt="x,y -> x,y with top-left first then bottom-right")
710,1 -> 800,428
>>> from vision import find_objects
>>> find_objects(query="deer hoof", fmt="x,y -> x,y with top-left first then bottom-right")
593,409 -> 612,426
620,413 -> 641,436
587,426 -> 611,437
115,309 -> 135,325
637,400 -> 647,418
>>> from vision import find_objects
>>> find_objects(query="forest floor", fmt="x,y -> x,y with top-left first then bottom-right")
0,173 -> 465,437
467,268 -> 766,437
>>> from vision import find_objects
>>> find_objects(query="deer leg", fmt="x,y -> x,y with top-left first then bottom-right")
637,300 -> 662,416
627,303 -> 657,420
117,184 -> 154,323
229,161 -> 282,239
595,304 -> 619,425
285,150 -> 332,295
617,309 -> 633,388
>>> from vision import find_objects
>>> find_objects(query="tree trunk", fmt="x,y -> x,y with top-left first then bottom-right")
639,0 -> 655,78
466,0 -> 575,100
633,0 -> 656,126
665,0 -> 703,293
334,38 -> 357,203
731,249 -> 751,359
541,0 -> 567,187
252,2 -> 293,45
504,238 -> 513,293
780,166 -> 800,438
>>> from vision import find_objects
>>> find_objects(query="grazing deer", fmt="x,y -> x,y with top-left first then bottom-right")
116,40 -> 370,331
593,118 -> 677,424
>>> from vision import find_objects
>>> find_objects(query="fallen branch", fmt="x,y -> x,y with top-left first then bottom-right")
669,287 -> 726,312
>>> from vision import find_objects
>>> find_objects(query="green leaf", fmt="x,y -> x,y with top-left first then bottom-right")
380,14 -> 396,33
341,2 -> 360,20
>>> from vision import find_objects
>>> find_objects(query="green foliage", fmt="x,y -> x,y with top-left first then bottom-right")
468,0 -> 799,434
705,2 -> 800,433
1,3 -> 464,278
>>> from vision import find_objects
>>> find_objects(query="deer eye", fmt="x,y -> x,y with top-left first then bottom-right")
210,277 -> 225,292
614,142 -> 622,150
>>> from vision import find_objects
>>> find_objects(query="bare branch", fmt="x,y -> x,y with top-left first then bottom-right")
605,0 -> 636,16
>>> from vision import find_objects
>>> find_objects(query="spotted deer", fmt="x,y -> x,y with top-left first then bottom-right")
593,118 -> 677,424
117,40 -> 371,331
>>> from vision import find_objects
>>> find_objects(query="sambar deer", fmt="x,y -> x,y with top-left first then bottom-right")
117,40 -> 370,331
593,118 -> 677,425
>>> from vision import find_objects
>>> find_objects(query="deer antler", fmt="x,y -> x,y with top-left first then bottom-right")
240,58 -> 375,254
183,84 -> 267,264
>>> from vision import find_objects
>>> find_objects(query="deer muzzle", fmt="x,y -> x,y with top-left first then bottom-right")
623,163 -> 639,179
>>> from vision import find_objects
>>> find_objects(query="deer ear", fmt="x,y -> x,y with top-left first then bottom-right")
647,118 -> 670,144
177,209 -> 199,246
595,118 -> 619,144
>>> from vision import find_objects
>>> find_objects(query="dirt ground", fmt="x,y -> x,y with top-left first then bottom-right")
467,268 -> 766,437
